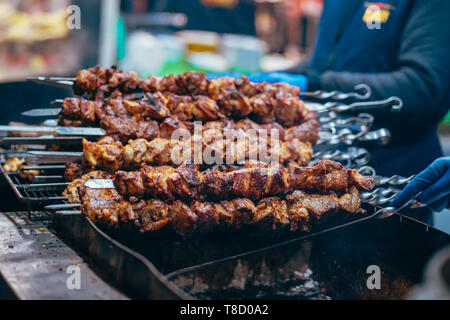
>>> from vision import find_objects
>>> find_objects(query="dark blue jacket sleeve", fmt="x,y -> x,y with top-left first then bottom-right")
308,1 -> 450,132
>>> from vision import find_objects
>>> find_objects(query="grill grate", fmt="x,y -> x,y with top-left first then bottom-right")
0,155 -> 68,219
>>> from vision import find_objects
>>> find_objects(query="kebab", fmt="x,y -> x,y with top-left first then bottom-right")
54,83 -> 311,127
67,160 -> 371,203
79,130 -> 313,171
78,185 -> 364,237
71,65 -> 300,99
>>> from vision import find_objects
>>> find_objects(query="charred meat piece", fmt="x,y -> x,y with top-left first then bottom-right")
249,93 -> 275,123
253,197 -> 290,231
132,199 -> 172,233
286,190 -> 339,223
192,95 -> 225,121
113,164 -> 202,200
289,160 -> 353,193
168,200 -> 198,236
208,77 -> 237,100
159,117 -> 193,139
122,92 -> 171,120
83,138 -> 124,173
78,186 -> 136,227
216,89 -> 252,118
64,161 -> 87,181
63,170 -> 112,203
99,116 -> 159,143
271,94 -> 309,127
74,66 -> 106,95
164,94 -> 195,121
3,157 -> 41,181
74,65 -> 142,97
3,157 -> 26,172
142,75 -> 162,92
285,119 -> 321,146
176,71 -> 210,96
158,74 -> 184,95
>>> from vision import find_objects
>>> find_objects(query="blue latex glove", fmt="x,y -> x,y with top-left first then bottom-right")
206,72 -> 244,79
391,157 -> 450,212
248,72 -> 308,92
206,72 -> 308,92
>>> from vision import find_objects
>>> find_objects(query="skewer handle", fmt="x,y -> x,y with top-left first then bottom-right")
27,77 -> 74,88
301,84 -> 371,101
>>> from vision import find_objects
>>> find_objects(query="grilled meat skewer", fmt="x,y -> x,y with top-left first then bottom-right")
72,65 -> 300,98
80,133 -> 314,173
79,184 -> 363,237
48,96 -> 319,144
63,160 -> 374,203
68,66 -> 309,126
109,160 -> 374,201
56,82 -> 312,127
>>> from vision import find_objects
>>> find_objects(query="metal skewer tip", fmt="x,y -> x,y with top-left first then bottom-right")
85,179 -> 115,189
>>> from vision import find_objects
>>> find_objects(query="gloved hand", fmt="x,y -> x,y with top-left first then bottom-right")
391,156 -> 450,212
206,72 -> 244,79
206,71 -> 308,92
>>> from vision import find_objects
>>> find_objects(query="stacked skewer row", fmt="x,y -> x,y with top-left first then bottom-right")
0,65 -> 411,237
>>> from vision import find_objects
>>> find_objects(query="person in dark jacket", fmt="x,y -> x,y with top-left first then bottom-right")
250,0 -> 450,177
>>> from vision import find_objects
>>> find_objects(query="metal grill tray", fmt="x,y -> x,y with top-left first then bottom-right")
0,164 -> 67,204
52,205 -> 449,300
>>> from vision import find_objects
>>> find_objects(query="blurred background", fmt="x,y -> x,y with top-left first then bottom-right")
0,0 -> 449,154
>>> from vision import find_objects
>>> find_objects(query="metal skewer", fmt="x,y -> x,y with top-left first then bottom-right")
46,203 -> 81,210
308,96 -> 403,113
21,108 -> 62,117
24,151 -> 83,164
29,76 -> 371,103
20,164 -> 66,170
16,182 -> 69,191
0,136 -> 83,146
0,125 -> 105,136
318,128 -> 391,146
28,76 -> 74,89
301,84 -> 371,101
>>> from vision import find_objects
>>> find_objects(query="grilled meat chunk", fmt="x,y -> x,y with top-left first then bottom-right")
64,161 -> 87,181
74,65 -> 142,97
3,157 -> 26,172
99,116 -> 159,143
3,157 -> 41,181
83,139 -> 124,173
63,171 -> 112,203
79,187 -> 129,227
285,119 -> 321,145
132,199 -> 172,232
